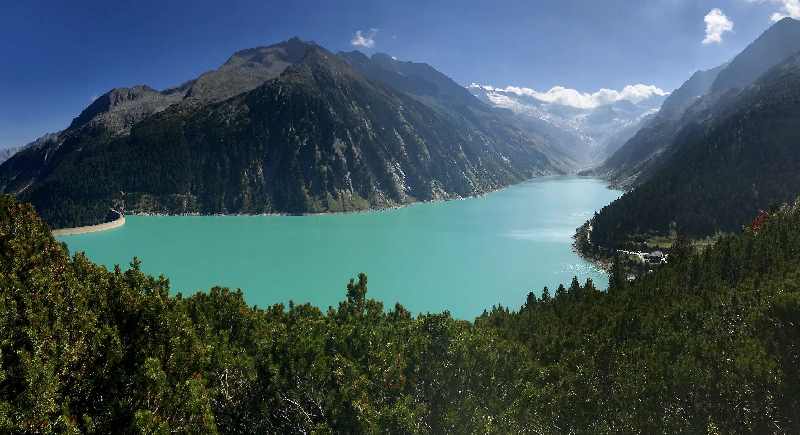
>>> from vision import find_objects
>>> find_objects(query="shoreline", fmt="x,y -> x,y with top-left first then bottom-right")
54,174 -> 610,233
572,221 -> 615,272
52,212 -> 126,237
126,174 -> 592,219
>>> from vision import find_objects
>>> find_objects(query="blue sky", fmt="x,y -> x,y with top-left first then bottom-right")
0,0 -> 794,148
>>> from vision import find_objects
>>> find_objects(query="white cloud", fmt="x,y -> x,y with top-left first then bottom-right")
703,8 -> 734,44
469,83 -> 669,109
749,0 -> 800,21
774,0 -> 800,20
351,29 -> 378,48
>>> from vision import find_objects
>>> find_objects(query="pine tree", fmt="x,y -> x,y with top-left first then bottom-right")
609,255 -> 626,293
525,292 -> 537,309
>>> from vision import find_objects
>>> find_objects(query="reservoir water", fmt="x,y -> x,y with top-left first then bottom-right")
57,176 -> 621,318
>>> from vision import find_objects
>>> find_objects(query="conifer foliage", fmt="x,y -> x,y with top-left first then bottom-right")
2,195 -> 800,432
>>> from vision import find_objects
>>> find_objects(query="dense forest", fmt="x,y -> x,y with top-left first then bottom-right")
3,193 -> 800,432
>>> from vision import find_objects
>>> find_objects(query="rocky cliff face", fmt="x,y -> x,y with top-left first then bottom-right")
184,37 -> 313,103
70,85 -> 187,134
1,40 -> 562,228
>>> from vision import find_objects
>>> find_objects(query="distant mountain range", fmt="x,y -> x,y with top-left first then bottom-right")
468,84 -> 666,167
0,38 -> 569,229
587,17 -> 800,250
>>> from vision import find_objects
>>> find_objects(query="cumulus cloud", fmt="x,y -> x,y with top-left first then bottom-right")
470,83 -> 669,109
351,29 -> 378,48
749,0 -> 800,21
703,8 -> 734,44
772,0 -> 800,20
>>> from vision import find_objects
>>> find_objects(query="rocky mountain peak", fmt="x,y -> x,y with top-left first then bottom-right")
340,50 -> 480,109
224,37 -> 314,68
68,85 -> 182,132
184,37 -> 322,103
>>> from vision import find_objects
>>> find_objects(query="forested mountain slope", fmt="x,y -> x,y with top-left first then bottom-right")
0,40 -> 562,229
589,52 -> 800,249
3,191 -> 800,432
596,17 -> 800,187
591,64 -> 724,185
0,38 -> 319,204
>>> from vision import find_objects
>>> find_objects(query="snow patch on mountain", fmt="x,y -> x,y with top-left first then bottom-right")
468,83 -> 667,163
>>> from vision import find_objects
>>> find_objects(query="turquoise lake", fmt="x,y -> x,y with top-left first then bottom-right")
57,177 -> 621,319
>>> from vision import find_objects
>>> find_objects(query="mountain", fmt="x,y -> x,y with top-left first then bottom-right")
587,51 -> 800,250
468,84 -> 665,166
711,17 -> 800,92
0,39 -> 563,229
69,86 -> 187,134
589,64 -> 725,185
340,52 -> 576,168
0,39 -> 322,201
340,51 -> 480,110
183,37 -> 314,103
596,18 -> 800,187
67,39 -> 318,136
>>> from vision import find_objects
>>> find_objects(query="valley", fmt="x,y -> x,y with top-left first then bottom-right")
3,17 -> 800,316
56,176 -> 620,319
3,5 -> 800,431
